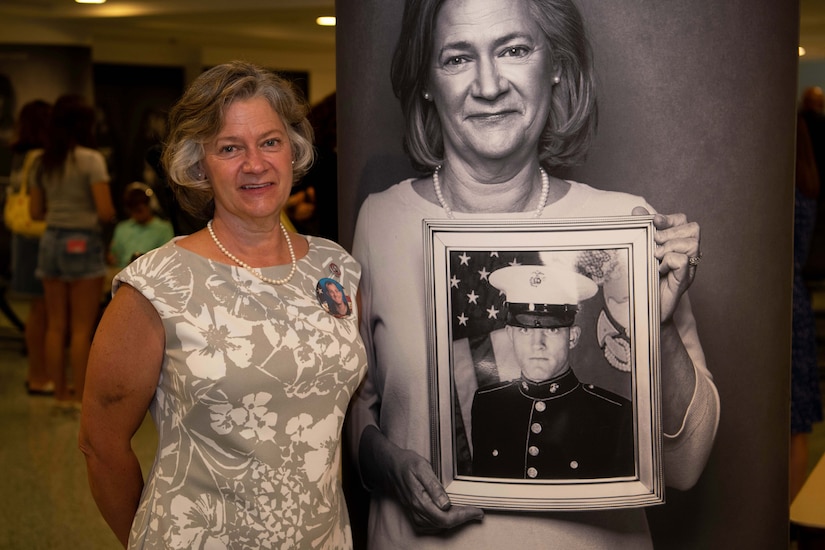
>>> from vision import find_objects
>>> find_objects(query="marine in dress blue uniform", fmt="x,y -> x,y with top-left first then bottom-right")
470,265 -> 635,480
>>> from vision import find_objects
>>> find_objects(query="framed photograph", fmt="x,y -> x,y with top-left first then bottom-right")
423,216 -> 663,511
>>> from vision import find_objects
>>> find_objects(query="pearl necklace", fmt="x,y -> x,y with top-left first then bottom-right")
432,165 -> 550,219
207,219 -> 296,285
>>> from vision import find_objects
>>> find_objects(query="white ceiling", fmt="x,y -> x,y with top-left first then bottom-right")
0,0 -> 820,59
0,0 -> 337,54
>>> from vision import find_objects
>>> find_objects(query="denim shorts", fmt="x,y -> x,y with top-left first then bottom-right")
36,227 -> 107,281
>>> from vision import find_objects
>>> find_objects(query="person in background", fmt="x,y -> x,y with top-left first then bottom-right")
144,142 -> 206,236
6,99 -> 51,394
790,104 -> 824,505
348,0 -> 719,548
0,73 -> 14,148
285,178 -> 317,233
800,86 -> 825,194
0,74 -> 19,332
107,182 -> 174,268
800,86 -> 825,281
79,61 -> 367,548
29,94 -> 116,408
290,91 -> 338,240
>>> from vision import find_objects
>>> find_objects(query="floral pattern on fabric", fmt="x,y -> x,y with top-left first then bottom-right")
117,236 -> 366,550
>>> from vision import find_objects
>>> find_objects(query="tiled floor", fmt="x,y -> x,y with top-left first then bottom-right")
0,291 -> 823,548
0,299 -> 157,549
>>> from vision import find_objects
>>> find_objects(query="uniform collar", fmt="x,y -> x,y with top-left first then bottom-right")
517,368 -> 579,399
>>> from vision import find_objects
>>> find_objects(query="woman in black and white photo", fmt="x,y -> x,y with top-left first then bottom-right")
347,0 -> 720,547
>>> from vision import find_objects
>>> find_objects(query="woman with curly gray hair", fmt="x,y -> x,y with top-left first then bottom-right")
80,60 -> 367,549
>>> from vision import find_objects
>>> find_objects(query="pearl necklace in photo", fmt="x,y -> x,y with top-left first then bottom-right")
207,219 -> 296,285
432,165 -> 550,219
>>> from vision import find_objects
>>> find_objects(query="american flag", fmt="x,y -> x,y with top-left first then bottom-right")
448,249 -> 541,341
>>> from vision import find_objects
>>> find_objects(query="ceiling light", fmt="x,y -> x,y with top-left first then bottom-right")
799,46 -> 806,57
316,16 -> 336,27
76,0 -> 106,3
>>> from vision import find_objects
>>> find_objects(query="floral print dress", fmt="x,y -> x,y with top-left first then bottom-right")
116,236 -> 366,549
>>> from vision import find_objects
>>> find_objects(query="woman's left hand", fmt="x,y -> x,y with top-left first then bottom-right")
633,206 -> 701,323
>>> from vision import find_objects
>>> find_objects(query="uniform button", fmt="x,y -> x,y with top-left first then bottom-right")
528,446 -> 539,456
527,467 -> 538,478
534,401 -> 546,412
531,422 -> 542,434
492,449 -> 499,457
570,461 -> 579,469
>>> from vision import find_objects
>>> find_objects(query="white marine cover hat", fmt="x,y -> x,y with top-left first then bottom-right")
489,265 -> 598,328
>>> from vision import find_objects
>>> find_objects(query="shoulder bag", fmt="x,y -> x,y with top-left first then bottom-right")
4,149 -> 46,238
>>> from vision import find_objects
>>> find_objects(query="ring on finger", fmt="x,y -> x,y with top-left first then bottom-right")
688,252 -> 703,267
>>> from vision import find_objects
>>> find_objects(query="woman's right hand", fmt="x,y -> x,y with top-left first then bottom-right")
360,425 -> 484,533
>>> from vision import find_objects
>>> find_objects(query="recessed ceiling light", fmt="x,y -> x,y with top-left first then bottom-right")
316,16 -> 336,27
